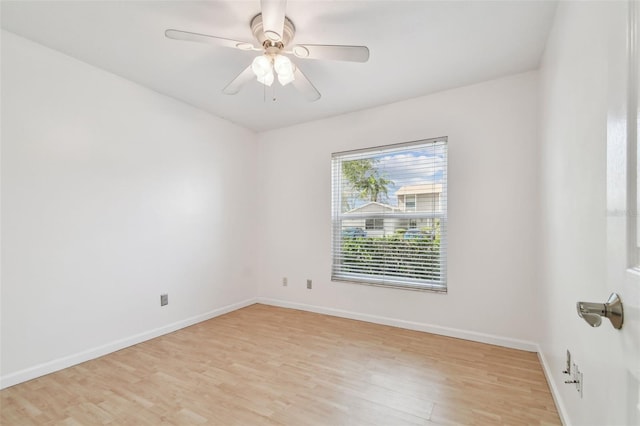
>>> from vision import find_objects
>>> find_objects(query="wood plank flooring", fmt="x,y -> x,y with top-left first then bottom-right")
1,304 -> 561,425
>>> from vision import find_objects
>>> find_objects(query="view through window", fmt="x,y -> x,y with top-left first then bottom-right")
331,138 -> 448,291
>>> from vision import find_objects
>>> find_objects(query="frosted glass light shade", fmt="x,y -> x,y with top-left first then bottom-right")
251,55 -> 272,78
252,54 -> 295,87
274,54 -> 295,86
257,71 -> 274,86
274,55 -> 294,76
277,70 -> 295,86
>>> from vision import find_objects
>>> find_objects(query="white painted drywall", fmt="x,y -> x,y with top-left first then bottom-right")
256,71 -> 540,347
538,2 -> 635,425
0,31 -> 258,384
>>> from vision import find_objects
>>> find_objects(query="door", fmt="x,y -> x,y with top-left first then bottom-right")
607,0 -> 640,424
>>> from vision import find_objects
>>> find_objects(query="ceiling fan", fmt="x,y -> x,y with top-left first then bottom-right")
165,0 -> 370,101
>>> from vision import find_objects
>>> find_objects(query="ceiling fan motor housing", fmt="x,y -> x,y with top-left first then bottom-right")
250,13 -> 295,48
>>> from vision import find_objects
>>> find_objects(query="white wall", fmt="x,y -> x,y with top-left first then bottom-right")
538,2 -> 635,425
8,9 -> 633,424
0,31 -> 258,387
256,71 -> 540,348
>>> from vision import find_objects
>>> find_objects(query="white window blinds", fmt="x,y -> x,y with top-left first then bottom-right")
331,138 -> 448,291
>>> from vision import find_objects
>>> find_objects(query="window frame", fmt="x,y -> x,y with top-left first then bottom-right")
405,194 -> 417,211
365,218 -> 384,230
331,137 -> 448,293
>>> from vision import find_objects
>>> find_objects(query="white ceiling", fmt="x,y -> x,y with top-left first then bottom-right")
1,0 -> 557,132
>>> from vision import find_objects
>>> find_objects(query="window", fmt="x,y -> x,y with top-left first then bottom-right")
365,218 -> 384,230
332,138 -> 448,291
405,194 -> 417,211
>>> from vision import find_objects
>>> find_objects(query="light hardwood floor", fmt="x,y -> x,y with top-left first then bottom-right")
1,304 -> 561,425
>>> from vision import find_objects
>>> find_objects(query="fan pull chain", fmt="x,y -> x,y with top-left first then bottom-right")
261,82 -> 277,103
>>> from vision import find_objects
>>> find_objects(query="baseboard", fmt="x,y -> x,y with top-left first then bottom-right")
0,298 -> 257,390
537,346 -> 571,426
256,297 -> 538,352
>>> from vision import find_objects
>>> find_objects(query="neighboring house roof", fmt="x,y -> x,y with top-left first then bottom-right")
345,202 -> 400,214
395,183 -> 442,196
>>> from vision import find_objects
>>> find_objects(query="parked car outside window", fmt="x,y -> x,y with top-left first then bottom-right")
403,228 -> 434,240
342,227 -> 367,238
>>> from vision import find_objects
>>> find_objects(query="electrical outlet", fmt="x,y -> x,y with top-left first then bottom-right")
282,277 -> 288,286
565,362 -> 583,398
160,294 -> 168,306
307,279 -> 312,289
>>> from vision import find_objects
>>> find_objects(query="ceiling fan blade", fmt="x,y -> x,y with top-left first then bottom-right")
292,67 -> 321,102
165,29 -> 258,51
223,65 -> 256,95
260,0 -> 287,42
291,44 -> 370,62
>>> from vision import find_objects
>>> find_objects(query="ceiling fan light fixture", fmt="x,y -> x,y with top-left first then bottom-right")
251,55 -> 273,78
257,70 -> 275,86
277,70 -> 295,86
274,54 -> 294,76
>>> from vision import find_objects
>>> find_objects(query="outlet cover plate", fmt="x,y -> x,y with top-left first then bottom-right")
575,367 -> 583,398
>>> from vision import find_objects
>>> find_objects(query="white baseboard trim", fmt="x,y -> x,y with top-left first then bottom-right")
0,298 -> 257,390
256,297 -> 538,352
537,346 -> 570,426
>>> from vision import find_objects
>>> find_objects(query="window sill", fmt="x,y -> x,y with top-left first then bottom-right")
331,276 -> 447,293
